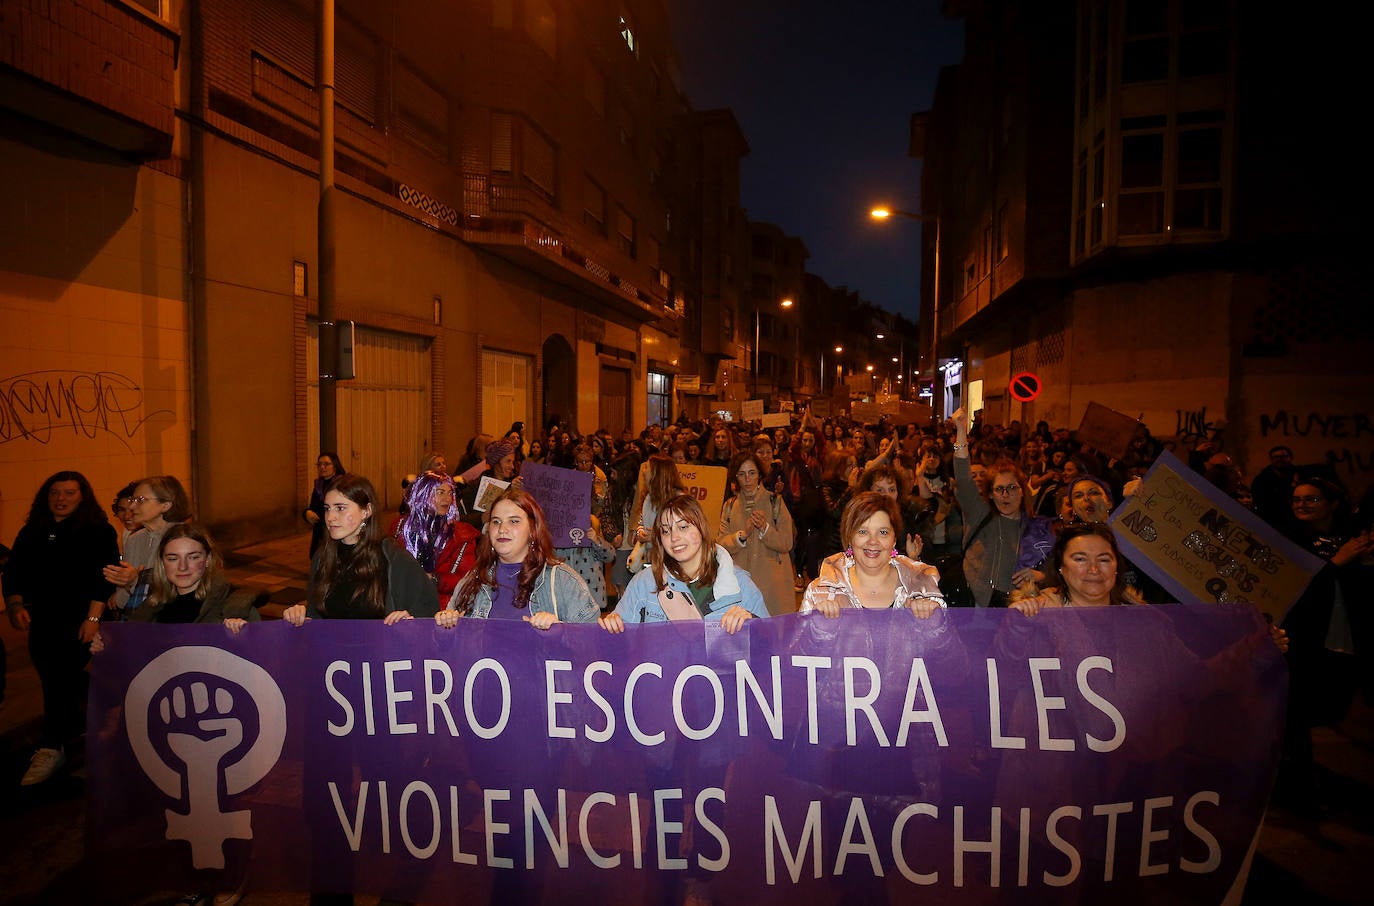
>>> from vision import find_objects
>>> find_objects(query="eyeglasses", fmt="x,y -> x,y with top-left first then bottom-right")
130,496 -> 159,505
991,485 -> 1021,496
736,470 -> 759,479
1291,495 -> 1325,505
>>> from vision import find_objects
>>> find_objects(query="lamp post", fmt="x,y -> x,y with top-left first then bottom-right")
754,296 -> 795,400
870,205 -> 940,416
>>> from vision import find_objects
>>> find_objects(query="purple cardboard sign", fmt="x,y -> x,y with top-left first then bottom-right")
88,608 -> 1285,904
519,461 -> 595,547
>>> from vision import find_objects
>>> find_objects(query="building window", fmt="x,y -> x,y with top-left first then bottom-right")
583,176 -> 606,234
492,0 -> 513,29
647,372 -> 671,427
394,59 -> 449,161
491,113 -> 557,202
525,0 -> 557,59
616,206 -> 636,257
585,65 -> 605,118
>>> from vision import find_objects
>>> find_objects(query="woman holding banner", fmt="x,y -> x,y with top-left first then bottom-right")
801,491 -> 944,617
282,474 -> 438,625
435,487 -> 599,627
600,493 -> 766,630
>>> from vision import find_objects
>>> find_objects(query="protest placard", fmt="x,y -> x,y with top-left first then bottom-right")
472,475 -> 510,512
1111,451 -> 1323,621
742,399 -> 764,421
850,401 -> 882,425
518,461 -> 594,547
674,463 -> 728,529
89,607 -> 1285,904
809,397 -> 830,418
761,412 -> 790,429
779,400 -> 795,412
1076,401 -> 1140,461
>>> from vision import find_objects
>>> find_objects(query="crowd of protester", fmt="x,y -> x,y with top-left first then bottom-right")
3,406 -> 1371,849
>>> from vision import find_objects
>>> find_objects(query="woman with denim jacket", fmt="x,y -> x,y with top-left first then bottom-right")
600,493 -> 767,633
435,487 -> 599,629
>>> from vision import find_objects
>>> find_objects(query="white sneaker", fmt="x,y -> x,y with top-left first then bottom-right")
20,747 -> 66,786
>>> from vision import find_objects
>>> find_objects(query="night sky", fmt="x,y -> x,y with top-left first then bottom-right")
668,0 -> 965,323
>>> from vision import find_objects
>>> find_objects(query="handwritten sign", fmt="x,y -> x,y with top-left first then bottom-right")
850,401 -> 882,425
809,398 -> 830,418
674,464 -> 728,529
761,412 -> 790,429
1076,401 -> 1140,461
742,399 -> 764,421
778,400 -> 795,412
472,476 -> 510,513
1110,451 -> 1323,621
518,462 -> 594,547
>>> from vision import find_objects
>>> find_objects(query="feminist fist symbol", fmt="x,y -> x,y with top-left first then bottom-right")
125,647 -> 286,870
161,680 -> 251,869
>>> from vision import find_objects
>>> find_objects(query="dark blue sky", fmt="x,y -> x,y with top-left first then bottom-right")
668,1 -> 965,323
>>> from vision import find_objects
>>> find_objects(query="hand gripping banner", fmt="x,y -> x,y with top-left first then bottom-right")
87,606 -> 1286,905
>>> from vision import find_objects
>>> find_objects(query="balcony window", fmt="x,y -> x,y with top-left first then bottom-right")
583,177 -> 606,234
617,206 -> 636,258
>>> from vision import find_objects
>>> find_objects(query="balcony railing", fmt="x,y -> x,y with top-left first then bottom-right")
462,173 -> 678,317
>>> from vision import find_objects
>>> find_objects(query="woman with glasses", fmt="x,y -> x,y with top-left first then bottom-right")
951,408 -> 1049,607
717,451 -> 797,615
102,475 -> 192,613
304,452 -> 347,558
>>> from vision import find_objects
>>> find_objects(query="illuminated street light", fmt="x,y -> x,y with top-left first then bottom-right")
834,345 -> 843,353
866,364 -> 874,372
781,297 -> 794,308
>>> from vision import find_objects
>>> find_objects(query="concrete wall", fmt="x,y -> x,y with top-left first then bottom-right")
0,128 -> 189,545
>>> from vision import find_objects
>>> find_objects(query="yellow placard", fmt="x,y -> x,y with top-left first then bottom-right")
674,464 -> 729,530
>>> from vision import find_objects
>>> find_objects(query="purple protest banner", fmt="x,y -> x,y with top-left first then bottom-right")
520,461 -> 595,546
88,607 -> 1285,904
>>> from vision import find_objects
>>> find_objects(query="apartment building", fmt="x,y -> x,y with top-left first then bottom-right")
915,0 -> 1368,487
0,0 -> 694,544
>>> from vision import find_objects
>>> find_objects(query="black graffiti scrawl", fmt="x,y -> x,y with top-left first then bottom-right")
0,370 -> 173,448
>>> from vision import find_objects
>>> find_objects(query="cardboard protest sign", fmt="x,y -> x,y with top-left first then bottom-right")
472,476 -> 510,512
1076,401 -> 1140,461
779,400 -> 795,412
809,397 -> 830,418
1111,451 -> 1324,621
851,401 -> 882,424
742,399 -> 764,421
761,412 -> 790,428
518,461 -> 594,547
675,463 -> 728,529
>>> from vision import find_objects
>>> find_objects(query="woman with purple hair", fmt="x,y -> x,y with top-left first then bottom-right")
391,471 -> 480,600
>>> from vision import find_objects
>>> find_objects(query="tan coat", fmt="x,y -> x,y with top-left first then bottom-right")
717,491 -> 796,615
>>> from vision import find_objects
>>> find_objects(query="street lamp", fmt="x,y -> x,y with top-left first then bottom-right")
755,296 -> 795,398
871,204 -> 941,416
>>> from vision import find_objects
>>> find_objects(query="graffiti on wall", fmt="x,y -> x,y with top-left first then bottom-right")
1176,405 -> 1224,447
1259,409 -> 1374,484
0,370 -> 173,448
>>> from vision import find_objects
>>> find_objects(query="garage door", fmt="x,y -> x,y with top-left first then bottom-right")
308,323 -> 431,511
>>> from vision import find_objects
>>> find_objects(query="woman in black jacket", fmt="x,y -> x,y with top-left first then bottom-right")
4,471 -> 118,786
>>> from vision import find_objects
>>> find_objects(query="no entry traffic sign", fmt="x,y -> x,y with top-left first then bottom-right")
1009,372 -> 1041,402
